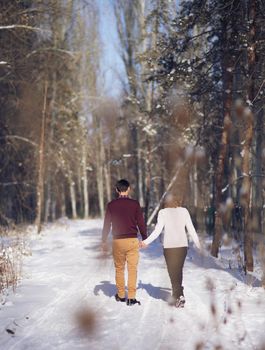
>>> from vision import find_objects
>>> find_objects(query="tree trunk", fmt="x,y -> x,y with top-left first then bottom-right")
44,70 -> 57,223
137,145 -> 144,207
144,138 -> 151,219
35,81 -> 48,233
60,183 -> 66,218
241,111 -> 254,272
193,158 -> 198,208
76,163 -> 82,216
82,142 -> 89,219
104,162 -> 111,203
96,121 -> 105,218
211,32 -> 233,257
68,170 -> 77,219
241,0 -> 256,272
44,177 -> 51,222
253,108 -> 264,230
97,169 -> 104,218
51,193 -> 56,221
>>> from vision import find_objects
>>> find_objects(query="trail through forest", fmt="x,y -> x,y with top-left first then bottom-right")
0,220 -> 265,350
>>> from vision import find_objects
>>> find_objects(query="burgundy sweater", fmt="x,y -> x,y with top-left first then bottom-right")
102,196 -> 147,241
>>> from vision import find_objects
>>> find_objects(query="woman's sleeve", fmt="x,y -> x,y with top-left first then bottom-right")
143,210 -> 165,245
185,209 -> 201,249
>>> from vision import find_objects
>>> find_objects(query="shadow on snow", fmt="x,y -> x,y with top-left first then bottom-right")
78,228 -> 102,237
93,280 -> 171,302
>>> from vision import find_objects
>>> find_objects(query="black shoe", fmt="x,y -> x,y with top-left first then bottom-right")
127,298 -> 141,306
115,294 -> 126,302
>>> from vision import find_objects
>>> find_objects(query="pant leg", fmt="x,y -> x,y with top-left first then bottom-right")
163,247 -> 187,299
112,240 -> 126,298
126,238 -> 139,299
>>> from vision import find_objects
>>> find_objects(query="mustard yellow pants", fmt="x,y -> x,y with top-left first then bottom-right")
112,238 -> 139,299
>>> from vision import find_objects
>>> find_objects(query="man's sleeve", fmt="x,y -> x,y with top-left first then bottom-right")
102,204 -> 111,242
136,202 -> 147,240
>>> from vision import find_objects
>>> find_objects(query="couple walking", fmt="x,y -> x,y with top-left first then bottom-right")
101,179 -> 201,308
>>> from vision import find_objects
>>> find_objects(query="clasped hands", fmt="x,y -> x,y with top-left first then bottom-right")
139,241 -> 148,249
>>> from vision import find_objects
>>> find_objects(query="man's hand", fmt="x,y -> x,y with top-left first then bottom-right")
101,241 -> 108,253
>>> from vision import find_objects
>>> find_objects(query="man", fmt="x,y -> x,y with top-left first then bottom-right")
102,179 -> 147,306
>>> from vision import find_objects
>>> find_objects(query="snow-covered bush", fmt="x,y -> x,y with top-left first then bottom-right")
0,247 -> 18,294
0,230 -> 29,295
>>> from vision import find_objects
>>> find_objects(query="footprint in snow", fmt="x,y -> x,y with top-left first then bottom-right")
5,316 -> 30,336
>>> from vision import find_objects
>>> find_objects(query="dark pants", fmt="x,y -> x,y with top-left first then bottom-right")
163,247 -> 187,299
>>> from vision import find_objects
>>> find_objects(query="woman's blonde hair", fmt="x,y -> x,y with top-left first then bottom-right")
163,194 -> 182,208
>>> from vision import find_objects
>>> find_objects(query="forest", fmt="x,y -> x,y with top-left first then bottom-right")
0,0 -> 264,276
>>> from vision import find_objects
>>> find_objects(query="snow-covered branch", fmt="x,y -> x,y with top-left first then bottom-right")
0,24 -> 51,33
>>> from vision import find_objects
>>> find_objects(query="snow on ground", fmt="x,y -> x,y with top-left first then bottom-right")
0,219 -> 265,350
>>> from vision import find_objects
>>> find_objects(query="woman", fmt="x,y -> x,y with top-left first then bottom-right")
142,195 -> 201,308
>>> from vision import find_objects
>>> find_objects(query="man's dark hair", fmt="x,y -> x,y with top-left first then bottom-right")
116,179 -> 130,193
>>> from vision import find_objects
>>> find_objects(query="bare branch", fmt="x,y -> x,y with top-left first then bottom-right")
26,48 -> 77,59
0,135 -> 38,147
147,161 -> 187,225
0,25 -> 51,33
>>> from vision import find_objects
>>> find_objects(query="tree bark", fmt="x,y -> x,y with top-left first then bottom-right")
44,69 -> 57,223
136,132 -> 144,207
211,24 -> 233,257
35,81 -> 48,233
104,162 -> 111,203
144,138 -> 151,219
60,183 -> 66,218
44,178 -> 51,222
241,0 -> 256,272
95,120 -> 105,218
253,108 -> 264,231
241,111 -> 254,271
191,157 -> 198,226
68,170 -> 77,219
51,191 -> 56,222
82,142 -> 89,219
77,163 -> 83,216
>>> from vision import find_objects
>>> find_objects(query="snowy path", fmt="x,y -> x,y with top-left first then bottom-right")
0,219 -> 265,350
